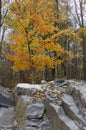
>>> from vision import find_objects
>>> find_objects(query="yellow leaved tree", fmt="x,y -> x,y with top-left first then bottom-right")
5,0 -> 73,82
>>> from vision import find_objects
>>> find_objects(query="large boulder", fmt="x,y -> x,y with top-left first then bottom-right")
26,103 -> 51,130
0,93 -> 14,108
0,107 -> 16,130
13,83 -> 44,104
69,80 -> 86,108
45,98 -> 80,130
15,95 -> 51,130
0,85 -> 14,108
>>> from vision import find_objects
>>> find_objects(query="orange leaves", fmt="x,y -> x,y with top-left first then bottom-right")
33,14 -> 48,35
33,8 -> 55,35
45,42 -> 59,53
6,0 -> 68,73
6,53 -> 31,72
6,54 -> 15,62
32,55 -> 55,71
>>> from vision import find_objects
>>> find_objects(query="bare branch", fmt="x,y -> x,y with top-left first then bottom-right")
74,0 -> 82,27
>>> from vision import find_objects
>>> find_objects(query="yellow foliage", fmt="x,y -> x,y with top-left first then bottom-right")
6,0 -> 70,72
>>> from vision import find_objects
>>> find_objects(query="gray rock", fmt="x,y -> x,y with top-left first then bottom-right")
17,87 -> 24,95
26,127 -> 36,130
16,96 -> 46,130
38,120 -> 51,130
55,79 -> 65,84
56,80 -> 70,88
45,98 -> 80,130
0,107 -> 7,117
61,94 -> 86,129
71,83 -> 86,108
26,119 -> 42,127
0,107 -> 16,129
62,80 -> 70,86
48,81 -> 55,86
0,85 -> 10,96
26,119 -> 51,130
13,80 -> 86,130
0,94 -> 14,107
41,80 -> 47,84
27,103 -> 45,119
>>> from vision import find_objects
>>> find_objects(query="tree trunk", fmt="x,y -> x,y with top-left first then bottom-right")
82,40 -> 86,80
55,66 -> 58,78
78,0 -> 86,80
19,71 -> 25,83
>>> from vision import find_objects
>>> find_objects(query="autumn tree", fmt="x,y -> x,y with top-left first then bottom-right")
4,0 -> 81,83
5,0 -> 68,82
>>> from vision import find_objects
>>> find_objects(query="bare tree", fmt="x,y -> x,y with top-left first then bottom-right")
73,0 -> 86,80
66,0 -> 86,80
0,0 -> 10,56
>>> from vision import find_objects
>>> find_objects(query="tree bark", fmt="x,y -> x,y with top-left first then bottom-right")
82,39 -> 86,80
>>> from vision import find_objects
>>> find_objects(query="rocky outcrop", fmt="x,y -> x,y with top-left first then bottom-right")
27,103 -> 45,119
0,107 -> 16,130
0,85 -> 14,107
0,93 -> 14,108
45,80 -> 86,130
0,80 -> 86,130
14,80 -> 86,130
15,95 -> 51,130
45,101 -> 79,130
0,85 -> 16,130
69,80 -> 86,108
26,103 -> 50,130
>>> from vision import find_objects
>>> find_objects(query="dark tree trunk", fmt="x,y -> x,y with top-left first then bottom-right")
19,71 -> 25,83
80,1 -> 86,80
82,39 -> 86,80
